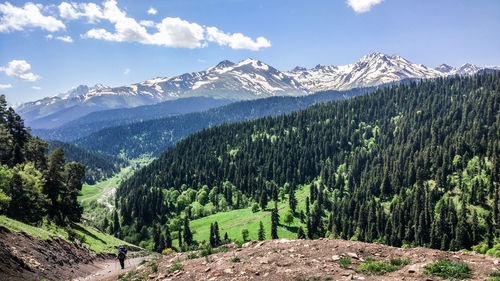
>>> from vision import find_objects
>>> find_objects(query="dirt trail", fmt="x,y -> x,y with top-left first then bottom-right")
73,255 -> 155,281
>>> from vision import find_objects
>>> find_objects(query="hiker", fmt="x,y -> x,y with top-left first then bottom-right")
117,246 -> 127,269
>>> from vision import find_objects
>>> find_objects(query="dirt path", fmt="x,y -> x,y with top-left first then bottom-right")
73,255 -> 155,281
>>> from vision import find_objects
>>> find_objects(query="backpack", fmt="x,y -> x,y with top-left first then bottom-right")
118,252 -> 125,260
118,246 -> 127,259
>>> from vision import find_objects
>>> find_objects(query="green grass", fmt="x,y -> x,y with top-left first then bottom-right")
231,256 -> 240,262
166,260 -> 183,274
0,215 -> 133,254
389,258 -> 411,266
173,184 -> 310,246
79,158 -> 152,206
338,257 -> 351,268
423,259 -> 472,280
356,260 -> 398,275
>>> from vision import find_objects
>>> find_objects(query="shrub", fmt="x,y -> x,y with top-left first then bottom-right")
231,256 -> 240,262
162,248 -> 174,255
148,262 -> 158,272
166,261 -> 183,274
356,261 -> 397,275
251,203 -> 260,213
187,252 -> 199,259
338,257 -> 351,268
241,228 -> 249,242
390,258 -> 411,266
423,259 -> 472,280
200,244 -> 213,257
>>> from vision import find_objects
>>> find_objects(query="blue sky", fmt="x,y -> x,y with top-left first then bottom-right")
1,0 -> 499,104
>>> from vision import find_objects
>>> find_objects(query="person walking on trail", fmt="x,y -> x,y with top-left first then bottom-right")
117,246 -> 127,269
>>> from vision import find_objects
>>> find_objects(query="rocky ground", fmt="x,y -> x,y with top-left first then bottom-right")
0,226 -> 105,281
132,238 -> 499,281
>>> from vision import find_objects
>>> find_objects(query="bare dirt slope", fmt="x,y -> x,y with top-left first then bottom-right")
0,226 -> 105,281
136,238 -> 499,281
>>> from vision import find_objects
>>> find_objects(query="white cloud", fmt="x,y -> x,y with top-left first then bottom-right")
56,35 -> 73,42
0,2 -> 65,33
46,34 -> 53,39
151,17 -> 205,48
206,27 -> 271,51
32,86 -> 41,90
0,83 -> 12,90
140,20 -> 155,27
147,7 -> 157,15
123,68 -> 130,75
347,0 -> 384,13
0,60 -> 40,82
78,0 -> 269,50
58,2 -> 103,23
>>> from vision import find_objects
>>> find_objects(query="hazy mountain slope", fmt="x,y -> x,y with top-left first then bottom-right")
75,88 -> 372,159
32,97 -> 232,142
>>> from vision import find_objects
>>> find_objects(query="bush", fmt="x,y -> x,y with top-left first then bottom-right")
423,259 -> 472,280
187,252 -> 199,259
356,260 -> 397,275
231,256 -> 240,262
251,203 -> 259,213
200,244 -> 213,257
390,258 -> 411,266
161,248 -> 174,255
166,262 -> 183,274
338,257 -> 351,268
241,228 -> 249,242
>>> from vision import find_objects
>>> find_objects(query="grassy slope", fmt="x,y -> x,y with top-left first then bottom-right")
79,158 -> 151,206
0,215 -> 132,254
173,184 -> 311,246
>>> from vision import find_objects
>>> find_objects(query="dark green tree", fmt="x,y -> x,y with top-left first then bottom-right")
271,207 -> 279,239
258,221 -> 265,241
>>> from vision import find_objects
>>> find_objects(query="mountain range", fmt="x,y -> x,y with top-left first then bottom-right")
16,52 -> 500,129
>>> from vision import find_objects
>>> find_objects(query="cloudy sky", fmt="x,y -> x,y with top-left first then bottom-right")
1,0 -> 500,104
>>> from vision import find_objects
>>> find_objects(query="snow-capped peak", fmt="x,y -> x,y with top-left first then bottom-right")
286,52 -> 443,92
435,64 -> 454,73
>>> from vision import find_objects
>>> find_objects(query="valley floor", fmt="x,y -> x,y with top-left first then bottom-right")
128,238 -> 499,281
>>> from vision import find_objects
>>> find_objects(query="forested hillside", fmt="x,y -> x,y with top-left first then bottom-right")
48,141 -> 127,184
32,97 -> 232,142
0,95 -> 84,225
115,73 -> 499,254
75,88 -> 371,159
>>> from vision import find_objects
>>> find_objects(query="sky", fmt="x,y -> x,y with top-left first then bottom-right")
1,0 -> 500,105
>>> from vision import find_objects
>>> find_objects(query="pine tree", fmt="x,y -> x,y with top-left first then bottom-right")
260,190 -> 268,211
113,210 -> 120,235
153,224 -> 161,252
486,212 -> 494,249
271,207 -> 279,239
258,221 -> 265,241
209,223 -> 216,247
289,185 -> 297,214
178,228 -> 183,249
455,196 -> 469,250
183,216 -> 193,246
224,232 -> 229,242
214,221 -> 221,245
471,211 -> 479,245
297,226 -> 306,239
165,225 -> 172,249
